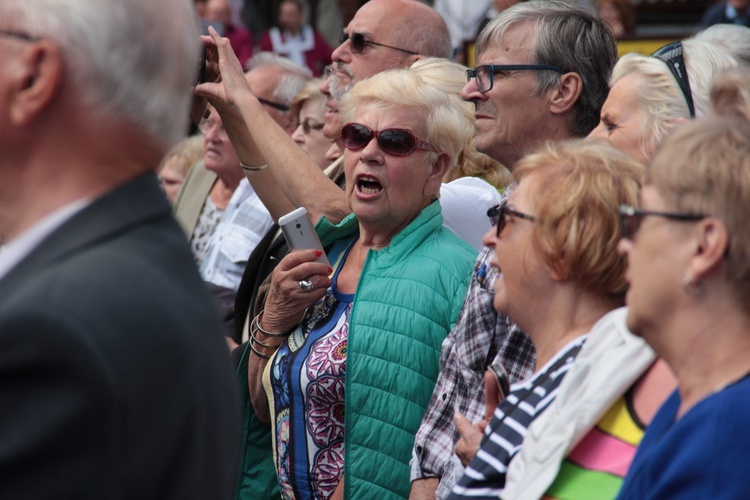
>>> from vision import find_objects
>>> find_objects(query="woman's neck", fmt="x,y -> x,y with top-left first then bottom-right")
663,304 -> 750,418
210,177 -> 239,210
528,290 -> 619,371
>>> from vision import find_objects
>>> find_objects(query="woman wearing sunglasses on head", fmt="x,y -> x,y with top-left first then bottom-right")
450,139 -> 645,500
245,68 -> 476,499
588,38 -> 738,164
616,117 -> 750,499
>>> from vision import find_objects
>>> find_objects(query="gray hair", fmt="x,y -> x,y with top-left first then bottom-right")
477,0 -> 618,137
1,0 -> 201,147
245,51 -> 312,104
612,38 -> 738,155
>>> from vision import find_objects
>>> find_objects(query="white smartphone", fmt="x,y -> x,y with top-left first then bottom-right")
278,207 -> 330,267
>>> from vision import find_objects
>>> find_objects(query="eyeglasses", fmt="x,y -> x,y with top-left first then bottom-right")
339,31 -> 418,56
341,122 -> 434,157
487,203 -> 536,237
652,42 -> 695,118
199,117 -> 227,139
618,204 -> 706,240
0,29 -> 38,42
298,118 -> 325,134
466,64 -> 565,93
258,97 -> 290,112
323,64 -> 335,79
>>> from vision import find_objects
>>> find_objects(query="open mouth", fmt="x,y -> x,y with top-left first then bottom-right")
357,175 -> 383,195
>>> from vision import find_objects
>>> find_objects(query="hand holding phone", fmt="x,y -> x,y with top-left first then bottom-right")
487,363 -> 510,402
279,207 -> 330,267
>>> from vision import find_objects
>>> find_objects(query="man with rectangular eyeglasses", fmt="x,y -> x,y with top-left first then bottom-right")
410,2 -> 619,498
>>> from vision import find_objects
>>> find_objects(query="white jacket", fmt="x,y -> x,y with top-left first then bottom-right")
501,308 -> 655,500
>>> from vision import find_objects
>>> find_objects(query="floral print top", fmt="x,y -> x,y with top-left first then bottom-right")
263,238 -> 355,499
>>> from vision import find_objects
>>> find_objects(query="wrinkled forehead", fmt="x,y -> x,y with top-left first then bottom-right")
477,19 -> 538,62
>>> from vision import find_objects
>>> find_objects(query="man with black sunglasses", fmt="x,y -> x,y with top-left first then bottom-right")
410,2 -> 618,497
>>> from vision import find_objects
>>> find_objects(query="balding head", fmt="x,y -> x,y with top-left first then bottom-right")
331,0 -> 451,83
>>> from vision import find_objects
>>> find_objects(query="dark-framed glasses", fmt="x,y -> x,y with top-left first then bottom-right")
339,31 -> 418,56
0,29 -> 38,42
258,97 -> 290,112
618,204 -> 706,240
340,122 -> 434,157
466,64 -> 564,93
487,203 -> 536,237
652,42 -> 695,118
298,118 -> 325,134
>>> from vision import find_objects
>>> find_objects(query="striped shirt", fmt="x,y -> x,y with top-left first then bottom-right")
449,336 -> 588,499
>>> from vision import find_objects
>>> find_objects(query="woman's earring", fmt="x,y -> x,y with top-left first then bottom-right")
682,276 -> 703,296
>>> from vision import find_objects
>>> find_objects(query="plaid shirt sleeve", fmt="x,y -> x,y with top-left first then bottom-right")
410,247 -> 536,490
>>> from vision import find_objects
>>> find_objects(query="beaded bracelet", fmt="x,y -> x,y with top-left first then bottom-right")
240,162 -> 268,172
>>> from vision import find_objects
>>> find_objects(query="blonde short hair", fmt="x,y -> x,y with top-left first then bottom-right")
158,134 -> 204,176
648,116 -> 750,309
514,139 -> 645,300
289,78 -> 325,119
339,69 -> 466,171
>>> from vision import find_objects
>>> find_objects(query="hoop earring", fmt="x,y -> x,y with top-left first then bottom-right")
682,277 -> 703,296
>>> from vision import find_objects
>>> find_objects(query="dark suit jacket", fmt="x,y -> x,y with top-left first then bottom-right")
0,174 -> 240,499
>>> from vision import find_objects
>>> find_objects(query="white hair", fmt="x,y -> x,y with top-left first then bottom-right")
245,51 -> 312,104
612,38 -> 739,154
1,0 -> 200,147
693,24 -> 750,66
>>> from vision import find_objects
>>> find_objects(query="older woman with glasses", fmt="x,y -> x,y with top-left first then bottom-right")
616,117 -> 750,498
450,139 -> 645,500
290,78 -> 335,170
239,68 -> 475,498
588,38 -> 738,163
498,38 -> 741,500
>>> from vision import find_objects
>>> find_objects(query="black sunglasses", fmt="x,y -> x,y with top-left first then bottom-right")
618,204 -> 706,240
466,64 -> 564,93
298,118 -> 325,134
652,42 -> 695,118
339,31 -> 418,56
0,29 -> 38,42
487,203 -> 536,237
341,122 -> 434,157
258,97 -> 290,112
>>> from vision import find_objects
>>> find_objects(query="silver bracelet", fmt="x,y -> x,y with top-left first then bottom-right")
240,162 -> 268,172
252,310 -> 291,338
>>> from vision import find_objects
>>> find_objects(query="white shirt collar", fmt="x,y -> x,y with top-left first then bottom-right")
0,199 -> 90,282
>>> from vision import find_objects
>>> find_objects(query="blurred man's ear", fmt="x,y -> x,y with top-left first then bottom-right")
10,40 -> 64,126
